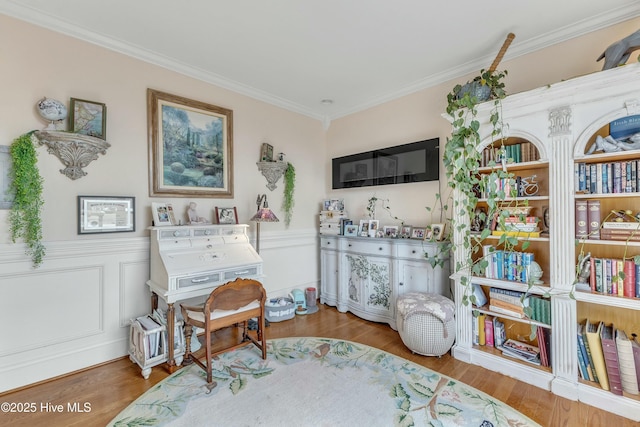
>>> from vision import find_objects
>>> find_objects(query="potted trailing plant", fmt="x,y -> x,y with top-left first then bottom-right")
443,67 -> 528,306
282,162 -> 295,227
9,131 -> 46,268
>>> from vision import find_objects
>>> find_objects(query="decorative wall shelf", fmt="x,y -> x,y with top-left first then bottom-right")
256,161 -> 287,190
34,130 -> 110,180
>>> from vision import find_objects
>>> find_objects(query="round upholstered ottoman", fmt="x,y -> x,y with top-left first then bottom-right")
396,292 -> 456,357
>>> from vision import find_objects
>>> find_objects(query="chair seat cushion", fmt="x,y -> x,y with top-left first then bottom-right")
185,300 -> 260,323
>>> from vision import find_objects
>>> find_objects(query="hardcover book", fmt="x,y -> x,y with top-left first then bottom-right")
585,319 -> 609,390
587,199 -> 601,239
484,315 -> 495,347
581,320 -> 600,384
615,329 -> 639,395
600,323 -> 623,395
577,322 -> 595,382
575,200 -> 588,239
631,334 -> 640,389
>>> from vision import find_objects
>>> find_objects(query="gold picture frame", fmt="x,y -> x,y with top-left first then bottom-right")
147,89 -> 233,197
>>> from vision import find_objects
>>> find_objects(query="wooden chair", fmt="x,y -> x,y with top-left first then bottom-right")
180,278 -> 267,391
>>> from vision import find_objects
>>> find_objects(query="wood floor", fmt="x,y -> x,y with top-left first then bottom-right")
1,304 -> 636,427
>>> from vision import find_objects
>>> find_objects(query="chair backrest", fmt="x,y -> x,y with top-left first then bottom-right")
203,278 -> 266,314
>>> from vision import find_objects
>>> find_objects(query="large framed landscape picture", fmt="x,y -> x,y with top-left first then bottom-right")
147,89 -> 233,197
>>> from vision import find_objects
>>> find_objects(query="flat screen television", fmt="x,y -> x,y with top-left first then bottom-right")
332,138 -> 439,189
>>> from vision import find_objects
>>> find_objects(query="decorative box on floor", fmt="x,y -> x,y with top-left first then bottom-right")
396,292 -> 456,357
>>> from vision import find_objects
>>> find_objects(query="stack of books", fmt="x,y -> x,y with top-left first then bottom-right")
489,287 -> 526,319
500,339 -> 541,365
600,220 -> 640,241
492,215 -> 541,238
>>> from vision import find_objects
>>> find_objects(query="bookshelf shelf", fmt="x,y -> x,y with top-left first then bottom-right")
447,63 -> 640,421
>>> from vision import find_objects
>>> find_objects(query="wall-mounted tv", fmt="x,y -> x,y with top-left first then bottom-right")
332,138 -> 439,189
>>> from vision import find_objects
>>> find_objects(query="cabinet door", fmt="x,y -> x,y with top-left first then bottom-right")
343,253 -> 393,317
320,248 -> 339,306
397,259 -> 434,295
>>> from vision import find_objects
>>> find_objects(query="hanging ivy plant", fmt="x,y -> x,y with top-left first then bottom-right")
282,162 -> 295,227
9,131 -> 46,268
443,69 -> 524,306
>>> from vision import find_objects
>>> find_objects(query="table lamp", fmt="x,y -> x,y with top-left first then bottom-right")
250,194 -> 279,253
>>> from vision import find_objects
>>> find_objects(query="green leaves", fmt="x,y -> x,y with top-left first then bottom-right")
282,162 -> 295,227
9,132 -> 45,268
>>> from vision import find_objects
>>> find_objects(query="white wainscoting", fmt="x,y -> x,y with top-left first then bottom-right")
0,228 -> 319,393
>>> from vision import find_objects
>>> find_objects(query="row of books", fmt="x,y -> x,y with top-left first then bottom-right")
482,245 -> 535,283
475,285 -> 551,324
575,160 -> 640,195
577,319 -> 640,396
586,257 -> 640,298
479,142 -> 540,168
476,176 -> 539,199
473,313 -> 550,367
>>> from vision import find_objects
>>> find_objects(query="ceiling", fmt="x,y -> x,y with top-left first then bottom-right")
1,0 -> 639,123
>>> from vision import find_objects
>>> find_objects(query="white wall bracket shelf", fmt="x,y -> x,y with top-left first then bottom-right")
256,161 -> 287,190
34,130 -> 110,180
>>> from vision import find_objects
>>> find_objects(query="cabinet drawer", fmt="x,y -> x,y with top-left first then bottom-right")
178,273 -> 221,289
320,237 -> 338,249
223,265 -> 260,280
396,244 -> 426,260
343,240 -> 392,256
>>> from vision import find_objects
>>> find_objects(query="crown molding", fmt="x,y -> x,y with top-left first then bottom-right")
1,1 -> 638,125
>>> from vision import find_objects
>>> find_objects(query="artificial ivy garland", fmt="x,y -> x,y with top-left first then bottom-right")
9,131 -> 46,268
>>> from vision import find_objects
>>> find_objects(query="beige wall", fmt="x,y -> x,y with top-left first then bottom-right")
1,11 -> 639,391
325,17 -> 640,230
0,15 -> 325,244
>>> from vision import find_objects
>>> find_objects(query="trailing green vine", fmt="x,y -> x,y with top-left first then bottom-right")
9,131 -> 46,268
443,69 -> 534,306
282,162 -> 295,227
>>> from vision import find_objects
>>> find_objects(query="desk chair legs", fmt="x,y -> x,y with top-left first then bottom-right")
180,278 -> 267,392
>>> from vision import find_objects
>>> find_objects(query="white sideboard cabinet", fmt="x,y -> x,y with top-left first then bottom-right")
320,235 -> 451,330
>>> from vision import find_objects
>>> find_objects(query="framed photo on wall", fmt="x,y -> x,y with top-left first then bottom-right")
78,196 -> 135,234
215,207 -> 238,224
70,98 -> 107,140
147,89 -> 233,198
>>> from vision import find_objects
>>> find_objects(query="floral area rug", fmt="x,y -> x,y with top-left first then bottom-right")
108,337 -> 540,427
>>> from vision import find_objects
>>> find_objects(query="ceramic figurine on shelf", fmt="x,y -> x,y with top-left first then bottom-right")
597,28 -> 640,70
575,252 -> 592,291
36,97 -> 67,130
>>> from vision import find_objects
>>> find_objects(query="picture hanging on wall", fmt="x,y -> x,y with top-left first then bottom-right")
147,89 -> 234,198
70,98 -> 107,139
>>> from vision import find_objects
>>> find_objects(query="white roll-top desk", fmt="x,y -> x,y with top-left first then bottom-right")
147,224 -> 263,369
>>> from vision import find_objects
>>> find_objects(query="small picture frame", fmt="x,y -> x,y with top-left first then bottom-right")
260,142 -> 274,162
215,206 -> 239,224
400,225 -> 412,238
383,225 -> 399,238
411,227 -> 426,239
344,224 -> 359,237
431,223 -> 446,241
359,219 -> 369,237
69,98 -> 107,139
324,199 -> 345,211
368,220 -> 379,237
78,196 -> 135,234
151,202 -> 175,226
